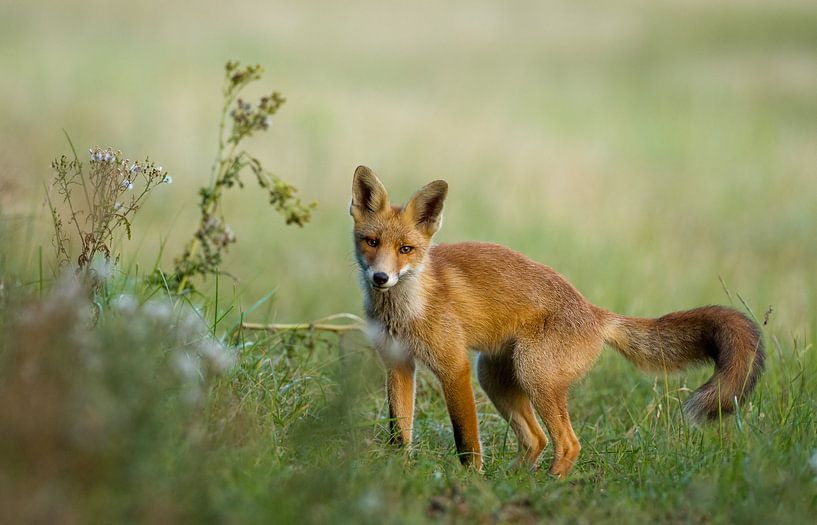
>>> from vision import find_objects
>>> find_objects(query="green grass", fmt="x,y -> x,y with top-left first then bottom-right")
3,273 -> 813,523
1,0 -> 817,522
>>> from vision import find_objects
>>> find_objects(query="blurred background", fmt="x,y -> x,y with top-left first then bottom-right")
1,0 -> 816,333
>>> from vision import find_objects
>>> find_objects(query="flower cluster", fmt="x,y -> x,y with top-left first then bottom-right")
48,143 -> 170,275
200,216 -> 236,248
228,92 -> 285,145
87,145 -> 170,193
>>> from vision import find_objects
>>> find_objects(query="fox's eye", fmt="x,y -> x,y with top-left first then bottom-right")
366,238 -> 379,248
399,245 -> 413,254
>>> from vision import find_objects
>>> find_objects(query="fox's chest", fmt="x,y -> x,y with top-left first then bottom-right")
364,284 -> 424,333
366,300 -> 418,345
364,287 -> 428,365
372,304 -> 410,336
365,312 -> 432,368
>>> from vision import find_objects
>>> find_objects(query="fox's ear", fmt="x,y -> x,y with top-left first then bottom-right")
405,180 -> 448,237
351,166 -> 389,220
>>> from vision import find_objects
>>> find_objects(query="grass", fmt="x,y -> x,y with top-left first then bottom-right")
3,272 -> 813,523
1,0 -> 817,523
6,272 -> 815,523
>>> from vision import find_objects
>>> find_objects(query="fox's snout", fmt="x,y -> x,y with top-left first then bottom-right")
365,267 -> 399,290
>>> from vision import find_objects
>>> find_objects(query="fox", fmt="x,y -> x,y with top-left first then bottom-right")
350,165 -> 765,478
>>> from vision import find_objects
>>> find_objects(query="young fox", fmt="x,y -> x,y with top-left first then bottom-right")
350,165 -> 764,478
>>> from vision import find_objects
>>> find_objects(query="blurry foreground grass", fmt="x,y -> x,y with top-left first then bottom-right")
0,267 -> 814,524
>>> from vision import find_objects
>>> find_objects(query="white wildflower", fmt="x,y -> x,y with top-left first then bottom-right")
144,299 -> 173,321
129,163 -> 140,174
89,256 -> 114,281
114,201 -> 123,211
221,225 -> 235,245
111,293 -> 138,314
199,337 -> 235,372
173,352 -> 201,380
121,179 -> 133,190
178,311 -> 207,340
156,166 -> 163,173
162,175 -> 172,184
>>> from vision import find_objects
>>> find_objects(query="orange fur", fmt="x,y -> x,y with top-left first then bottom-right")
350,166 -> 764,477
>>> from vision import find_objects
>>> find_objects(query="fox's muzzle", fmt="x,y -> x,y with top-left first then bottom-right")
365,267 -> 399,290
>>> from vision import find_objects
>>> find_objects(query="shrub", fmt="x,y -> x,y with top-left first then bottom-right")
0,275 -> 233,523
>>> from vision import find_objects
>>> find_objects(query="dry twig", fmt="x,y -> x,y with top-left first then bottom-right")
241,313 -> 365,334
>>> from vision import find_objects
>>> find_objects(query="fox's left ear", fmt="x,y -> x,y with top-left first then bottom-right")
405,180 -> 448,237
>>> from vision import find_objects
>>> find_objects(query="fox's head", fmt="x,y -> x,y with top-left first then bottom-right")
350,166 -> 447,292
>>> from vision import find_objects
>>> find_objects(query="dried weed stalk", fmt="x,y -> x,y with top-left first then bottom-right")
172,61 -> 315,292
46,141 -> 169,275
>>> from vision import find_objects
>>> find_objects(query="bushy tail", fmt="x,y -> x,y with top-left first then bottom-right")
602,306 -> 765,422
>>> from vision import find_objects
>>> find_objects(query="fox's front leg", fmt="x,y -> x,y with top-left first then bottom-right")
435,357 -> 482,469
386,359 -> 416,446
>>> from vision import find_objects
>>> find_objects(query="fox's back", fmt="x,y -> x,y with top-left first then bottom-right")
424,242 -> 598,348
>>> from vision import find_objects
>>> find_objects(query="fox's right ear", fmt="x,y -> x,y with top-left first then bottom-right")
351,165 -> 389,220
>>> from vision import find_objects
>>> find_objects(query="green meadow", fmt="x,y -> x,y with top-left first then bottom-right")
1,1 -> 816,523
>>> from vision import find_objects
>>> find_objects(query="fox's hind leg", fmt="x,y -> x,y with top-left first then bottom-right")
477,347 -> 548,467
527,384 -> 580,479
514,320 -> 603,479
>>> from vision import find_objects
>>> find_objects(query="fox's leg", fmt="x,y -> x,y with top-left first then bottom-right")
528,384 -> 580,479
427,349 -> 482,469
477,350 -> 547,467
386,358 -> 416,446
515,325 -> 601,479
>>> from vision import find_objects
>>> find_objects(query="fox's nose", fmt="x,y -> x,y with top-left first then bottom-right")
372,272 -> 389,286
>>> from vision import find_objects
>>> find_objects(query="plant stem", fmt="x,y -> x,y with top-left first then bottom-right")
240,313 -> 366,334
241,322 -> 364,333
62,129 -> 93,213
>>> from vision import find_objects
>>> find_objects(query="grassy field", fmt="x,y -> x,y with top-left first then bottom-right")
1,0 -> 816,523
